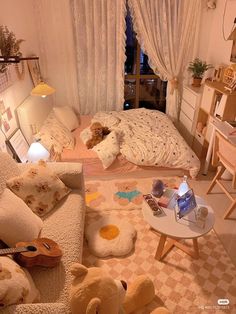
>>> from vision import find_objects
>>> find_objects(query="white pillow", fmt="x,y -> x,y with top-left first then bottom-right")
53,106 -> 79,131
0,256 -> 40,307
92,131 -> 120,168
35,111 -> 75,151
0,189 -> 43,247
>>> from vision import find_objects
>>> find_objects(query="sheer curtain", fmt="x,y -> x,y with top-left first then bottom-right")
128,0 -> 202,121
71,0 -> 126,114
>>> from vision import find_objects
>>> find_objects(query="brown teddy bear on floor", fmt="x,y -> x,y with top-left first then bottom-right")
86,122 -> 110,149
69,263 -> 170,314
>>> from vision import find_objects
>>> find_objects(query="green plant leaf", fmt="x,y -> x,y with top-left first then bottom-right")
0,25 -> 24,73
188,58 -> 213,78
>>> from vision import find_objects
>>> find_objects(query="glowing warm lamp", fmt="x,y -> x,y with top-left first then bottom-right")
27,141 -> 50,162
31,81 -> 55,98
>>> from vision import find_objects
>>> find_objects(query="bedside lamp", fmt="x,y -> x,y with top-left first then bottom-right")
27,141 -> 50,162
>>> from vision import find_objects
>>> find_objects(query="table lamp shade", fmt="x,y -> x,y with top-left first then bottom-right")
31,82 -> 55,97
27,142 -> 50,162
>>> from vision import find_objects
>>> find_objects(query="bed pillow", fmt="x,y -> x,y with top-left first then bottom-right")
34,132 -> 63,155
35,111 -> 75,151
92,131 -> 120,168
0,188 -> 43,247
6,162 -> 71,217
0,256 -> 40,308
53,106 -> 79,131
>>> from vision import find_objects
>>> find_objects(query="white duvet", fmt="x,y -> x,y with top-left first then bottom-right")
81,108 -> 200,178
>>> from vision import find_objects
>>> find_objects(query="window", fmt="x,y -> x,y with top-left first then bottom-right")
124,10 -> 167,112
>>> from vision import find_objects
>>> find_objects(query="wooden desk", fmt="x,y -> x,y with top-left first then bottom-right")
203,117 -> 236,175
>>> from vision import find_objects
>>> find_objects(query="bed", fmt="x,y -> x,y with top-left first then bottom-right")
16,96 -> 200,178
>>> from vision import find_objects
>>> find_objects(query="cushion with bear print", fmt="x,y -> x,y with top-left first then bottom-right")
6,161 -> 71,217
0,256 -> 40,308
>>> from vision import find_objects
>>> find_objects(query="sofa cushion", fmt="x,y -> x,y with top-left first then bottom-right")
0,189 -> 43,247
6,162 -> 71,217
28,192 -> 85,308
0,256 -> 40,308
0,153 -> 20,195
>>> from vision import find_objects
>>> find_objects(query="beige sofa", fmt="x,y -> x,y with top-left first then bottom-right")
0,153 -> 85,314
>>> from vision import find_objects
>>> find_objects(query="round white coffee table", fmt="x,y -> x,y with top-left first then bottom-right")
142,192 -> 215,261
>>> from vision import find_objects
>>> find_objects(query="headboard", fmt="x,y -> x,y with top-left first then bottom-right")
17,96 -> 53,144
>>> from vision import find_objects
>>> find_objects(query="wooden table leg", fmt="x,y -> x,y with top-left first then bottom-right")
155,234 -> 167,260
193,238 -> 199,259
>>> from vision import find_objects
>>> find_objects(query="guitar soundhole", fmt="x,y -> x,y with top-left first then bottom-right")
27,246 -> 37,252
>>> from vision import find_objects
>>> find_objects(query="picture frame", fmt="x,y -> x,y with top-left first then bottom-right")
0,129 -> 7,153
6,129 -> 29,163
176,189 -> 197,219
0,99 -> 18,139
27,59 -> 41,87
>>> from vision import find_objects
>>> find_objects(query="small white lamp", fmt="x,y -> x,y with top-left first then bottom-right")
177,175 -> 189,197
27,140 -> 50,162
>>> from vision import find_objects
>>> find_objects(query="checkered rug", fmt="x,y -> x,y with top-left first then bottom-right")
83,209 -> 236,314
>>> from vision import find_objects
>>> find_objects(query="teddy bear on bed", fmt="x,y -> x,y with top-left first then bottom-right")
86,122 -> 110,149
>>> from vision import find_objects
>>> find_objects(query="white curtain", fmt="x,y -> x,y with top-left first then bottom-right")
128,0 -> 202,121
71,0 -> 126,114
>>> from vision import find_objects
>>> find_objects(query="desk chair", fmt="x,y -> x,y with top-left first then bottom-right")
206,131 -> 236,219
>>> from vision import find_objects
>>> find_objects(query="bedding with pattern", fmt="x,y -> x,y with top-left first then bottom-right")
80,108 -> 200,178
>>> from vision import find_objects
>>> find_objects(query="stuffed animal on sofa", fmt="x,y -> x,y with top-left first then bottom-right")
69,263 -> 170,314
86,122 -> 110,149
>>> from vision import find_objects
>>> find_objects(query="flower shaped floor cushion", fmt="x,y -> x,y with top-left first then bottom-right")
85,215 -> 136,257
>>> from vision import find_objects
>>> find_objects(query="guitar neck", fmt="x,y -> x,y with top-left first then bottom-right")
0,247 -> 29,256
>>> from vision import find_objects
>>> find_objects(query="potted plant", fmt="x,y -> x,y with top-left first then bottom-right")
188,58 -> 213,87
0,25 -> 24,73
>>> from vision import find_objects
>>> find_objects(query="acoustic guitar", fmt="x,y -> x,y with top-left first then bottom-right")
0,238 -> 62,268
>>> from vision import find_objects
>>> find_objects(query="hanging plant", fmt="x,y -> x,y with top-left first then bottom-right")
0,25 -> 24,73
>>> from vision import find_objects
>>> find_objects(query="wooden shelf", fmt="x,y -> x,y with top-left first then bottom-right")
205,80 -> 236,96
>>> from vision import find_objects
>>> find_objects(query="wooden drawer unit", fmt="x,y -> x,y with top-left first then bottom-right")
181,99 -> 195,121
182,87 -> 198,109
178,85 -> 203,146
179,111 -> 192,133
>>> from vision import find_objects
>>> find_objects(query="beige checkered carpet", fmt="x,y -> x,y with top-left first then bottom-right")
83,209 -> 236,314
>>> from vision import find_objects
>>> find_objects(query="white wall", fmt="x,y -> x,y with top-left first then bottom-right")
198,0 -> 236,66
34,0 -> 79,110
0,0 -> 40,138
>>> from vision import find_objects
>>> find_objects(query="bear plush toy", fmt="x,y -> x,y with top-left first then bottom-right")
86,122 -> 110,149
70,263 -> 170,314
